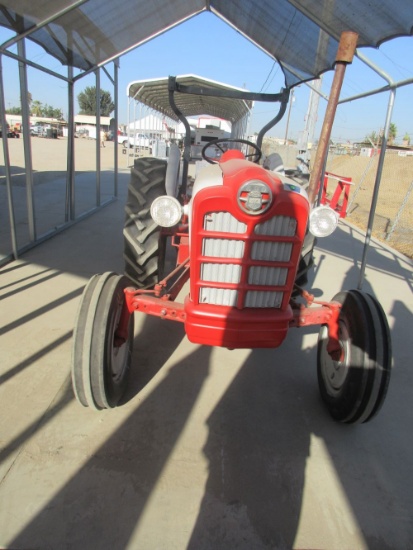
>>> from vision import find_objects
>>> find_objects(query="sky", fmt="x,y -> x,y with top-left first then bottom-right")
1,11 -> 413,144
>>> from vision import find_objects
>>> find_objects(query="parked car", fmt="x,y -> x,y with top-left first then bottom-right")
30,125 -> 44,136
119,132 -> 153,149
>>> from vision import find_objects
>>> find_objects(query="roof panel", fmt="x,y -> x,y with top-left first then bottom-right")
0,0 -> 412,87
0,0 -> 205,70
127,75 -> 253,123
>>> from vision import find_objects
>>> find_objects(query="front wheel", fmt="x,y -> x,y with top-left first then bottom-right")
71,272 -> 134,409
317,290 -> 391,424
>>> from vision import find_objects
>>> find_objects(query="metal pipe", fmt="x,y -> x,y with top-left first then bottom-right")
168,76 -> 191,195
95,69 -> 101,207
0,0 -> 89,50
357,88 -> 396,289
0,50 -> 70,82
114,60 -> 119,197
256,92 -> 289,151
283,89 -> 294,144
66,64 -> 76,221
0,54 -> 18,259
17,39 -> 36,241
307,31 -> 358,205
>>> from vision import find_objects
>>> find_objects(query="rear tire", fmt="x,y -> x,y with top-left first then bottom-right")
317,290 -> 391,423
123,157 -> 167,288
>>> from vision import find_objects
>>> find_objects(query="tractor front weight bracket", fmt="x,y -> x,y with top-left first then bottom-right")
290,297 -> 342,360
124,288 -> 186,323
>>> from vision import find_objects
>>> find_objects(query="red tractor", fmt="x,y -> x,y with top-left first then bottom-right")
72,79 -> 391,424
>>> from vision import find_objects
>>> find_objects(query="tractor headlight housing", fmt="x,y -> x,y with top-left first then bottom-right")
309,205 -> 339,237
150,196 -> 182,227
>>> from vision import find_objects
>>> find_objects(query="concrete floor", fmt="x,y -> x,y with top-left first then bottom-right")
1,171 -> 413,549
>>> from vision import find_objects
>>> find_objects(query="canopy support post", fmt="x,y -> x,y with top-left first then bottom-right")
307,31 -> 358,205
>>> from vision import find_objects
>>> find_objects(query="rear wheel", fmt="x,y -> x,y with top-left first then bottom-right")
317,290 -> 391,424
123,157 -> 167,288
71,272 -> 134,409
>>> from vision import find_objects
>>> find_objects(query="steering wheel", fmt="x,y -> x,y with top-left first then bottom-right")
201,138 -> 262,164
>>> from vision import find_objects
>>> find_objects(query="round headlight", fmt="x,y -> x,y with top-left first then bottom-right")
309,205 -> 339,237
150,196 -> 182,227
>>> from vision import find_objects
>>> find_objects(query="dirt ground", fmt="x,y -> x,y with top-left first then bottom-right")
325,152 -> 413,259
1,134 -> 127,180
263,139 -> 413,259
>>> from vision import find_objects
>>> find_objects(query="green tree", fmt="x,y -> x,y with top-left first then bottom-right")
31,100 -> 43,116
43,104 -> 63,119
77,86 -> 114,116
388,123 -> 397,145
6,106 -> 22,115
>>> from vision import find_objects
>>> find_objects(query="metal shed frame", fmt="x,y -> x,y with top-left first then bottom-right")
0,1 -> 412,285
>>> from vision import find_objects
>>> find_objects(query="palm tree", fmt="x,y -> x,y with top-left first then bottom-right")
388,123 -> 397,145
31,100 -> 43,117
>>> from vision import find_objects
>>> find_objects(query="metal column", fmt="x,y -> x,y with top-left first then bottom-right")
0,53 -> 18,259
95,68 -> 101,207
66,64 -> 76,221
17,39 -> 36,241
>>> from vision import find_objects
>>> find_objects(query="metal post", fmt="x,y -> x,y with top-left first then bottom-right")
95,68 -> 101,207
114,60 -> 119,197
284,88 -> 294,144
358,88 -> 396,289
66,64 -> 75,221
307,31 -> 358,204
0,54 -> 18,258
168,77 -> 191,195
17,39 -> 36,241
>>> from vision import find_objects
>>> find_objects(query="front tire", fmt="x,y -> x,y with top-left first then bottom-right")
317,290 -> 391,424
123,157 -> 167,288
71,272 -> 134,409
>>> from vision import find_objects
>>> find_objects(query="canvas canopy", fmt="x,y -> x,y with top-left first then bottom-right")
1,1 -> 413,89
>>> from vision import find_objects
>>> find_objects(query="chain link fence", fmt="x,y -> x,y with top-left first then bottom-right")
324,149 -> 413,258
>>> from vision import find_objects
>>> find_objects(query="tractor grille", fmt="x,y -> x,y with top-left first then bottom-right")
198,211 -> 297,308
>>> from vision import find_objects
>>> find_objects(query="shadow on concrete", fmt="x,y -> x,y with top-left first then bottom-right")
317,224 -> 413,293
0,169 -> 125,262
0,375 -> 74,467
0,268 -> 62,300
188,303 -> 413,549
2,169 -> 413,548
0,331 -> 72,386
122,313 -> 185,404
9,345 -> 212,549
4,292 -> 413,549
0,287 -> 83,337
188,343 -> 315,549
